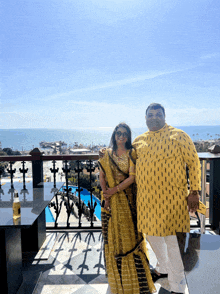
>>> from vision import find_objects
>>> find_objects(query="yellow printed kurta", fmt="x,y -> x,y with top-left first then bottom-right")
132,124 -> 201,237
99,149 -> 156,294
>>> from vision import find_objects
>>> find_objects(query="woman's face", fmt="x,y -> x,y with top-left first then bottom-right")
115,127 -> 128,146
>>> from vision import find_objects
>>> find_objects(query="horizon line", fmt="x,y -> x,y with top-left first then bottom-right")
0,124 -> 219,130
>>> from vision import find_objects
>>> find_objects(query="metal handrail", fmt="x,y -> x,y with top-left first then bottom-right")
0,153 -> 99,162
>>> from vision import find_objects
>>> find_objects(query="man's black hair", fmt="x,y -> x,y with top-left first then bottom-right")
146,103 -> 165,116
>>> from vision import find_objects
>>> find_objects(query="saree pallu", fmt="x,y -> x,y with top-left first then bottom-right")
99,149 -> 156,294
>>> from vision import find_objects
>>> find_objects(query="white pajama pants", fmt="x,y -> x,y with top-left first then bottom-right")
147,235 -> 186,293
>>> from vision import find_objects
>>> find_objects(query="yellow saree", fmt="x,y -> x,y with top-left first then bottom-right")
99,149 -> 156,294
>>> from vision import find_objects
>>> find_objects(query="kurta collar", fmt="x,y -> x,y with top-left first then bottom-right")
148,123 -> 168,134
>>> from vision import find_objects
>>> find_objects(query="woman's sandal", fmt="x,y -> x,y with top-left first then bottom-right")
150,269 -> 168,282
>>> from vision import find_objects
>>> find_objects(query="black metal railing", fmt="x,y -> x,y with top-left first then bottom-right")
0,148 -> 100,230
198,153 -> 220,234
0,149 -> 219,233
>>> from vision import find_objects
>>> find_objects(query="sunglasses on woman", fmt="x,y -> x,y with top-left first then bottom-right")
116,131 -> 128,138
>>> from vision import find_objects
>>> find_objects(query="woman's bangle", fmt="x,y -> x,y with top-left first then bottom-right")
117,185 -> 120,192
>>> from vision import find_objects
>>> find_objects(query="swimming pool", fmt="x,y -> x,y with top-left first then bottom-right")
61,186 -> 101,220
45,205 -> 55,222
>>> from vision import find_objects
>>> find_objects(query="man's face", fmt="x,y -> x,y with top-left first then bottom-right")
145,108 -> 165,131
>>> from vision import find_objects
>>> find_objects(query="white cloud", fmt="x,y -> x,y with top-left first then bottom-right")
75,0 -> 151,24
166,107 -> 220,126
0,112 -> 18,114
44,67 -> 194,102
200,53 -> 220,60
1,103 -> 220,129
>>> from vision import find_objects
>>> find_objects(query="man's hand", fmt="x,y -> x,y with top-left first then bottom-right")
187,191 -> 199,213
99,147 -> 106,158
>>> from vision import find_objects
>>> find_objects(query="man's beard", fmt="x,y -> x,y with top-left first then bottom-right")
147,119 -> 164,130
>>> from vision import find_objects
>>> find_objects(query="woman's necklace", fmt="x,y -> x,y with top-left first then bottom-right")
115,149 -> 127,160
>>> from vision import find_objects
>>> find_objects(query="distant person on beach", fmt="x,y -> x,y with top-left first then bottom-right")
132,103 -> 201,294
98,122 -> 156,294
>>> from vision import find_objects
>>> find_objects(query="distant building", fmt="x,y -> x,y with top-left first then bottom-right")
69,148 -> 92,154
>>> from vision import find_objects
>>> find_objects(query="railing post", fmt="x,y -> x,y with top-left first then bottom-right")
29,148 -> 44,188
19,161 -> 28,190
86,160 -> 96,228
200,160 -> 207,234
21,148 -> 46,251
7,162 -> 16,190
209,158 -> 220,232
75,160 -> 83,228
62,160 -> 72,228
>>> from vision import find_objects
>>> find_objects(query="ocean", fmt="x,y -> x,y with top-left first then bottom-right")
0,126 -> 219,151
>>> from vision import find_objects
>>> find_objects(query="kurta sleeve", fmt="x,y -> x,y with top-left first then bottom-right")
179,132 -> 201,191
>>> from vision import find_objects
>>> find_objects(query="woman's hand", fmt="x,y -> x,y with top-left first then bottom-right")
103,194 -> 112,204
104,187 -> 116,196
103,187 -> 117,202
104,198 -> 111,211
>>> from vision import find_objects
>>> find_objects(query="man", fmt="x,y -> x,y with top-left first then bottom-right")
132,103 -> 201,294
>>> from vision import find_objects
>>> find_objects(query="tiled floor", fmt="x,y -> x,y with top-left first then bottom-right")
17,204 -> 217,294
17,230 -> 195,294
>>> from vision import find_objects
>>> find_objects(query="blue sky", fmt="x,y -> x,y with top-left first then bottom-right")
1,0 -> 220,129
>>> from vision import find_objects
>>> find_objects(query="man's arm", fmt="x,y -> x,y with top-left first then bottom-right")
99,147 -> 106,159
180,132 -> 201,212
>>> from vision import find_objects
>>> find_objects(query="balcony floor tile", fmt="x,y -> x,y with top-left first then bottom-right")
18,230 -> 215,293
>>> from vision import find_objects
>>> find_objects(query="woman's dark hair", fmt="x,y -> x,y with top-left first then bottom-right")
109,123 -> 132,152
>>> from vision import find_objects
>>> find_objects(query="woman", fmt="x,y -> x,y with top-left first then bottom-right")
98,123 -> 156,294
